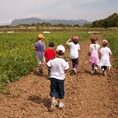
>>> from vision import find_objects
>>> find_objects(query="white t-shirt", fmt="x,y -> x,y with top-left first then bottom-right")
46,57 -> 69,80
99,47 -> 112,66
90,44 -> 100,54
68,42 -> 80,59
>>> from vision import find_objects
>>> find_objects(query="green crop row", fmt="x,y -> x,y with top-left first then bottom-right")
0,31 -> 89,89
103,32 -> 118,68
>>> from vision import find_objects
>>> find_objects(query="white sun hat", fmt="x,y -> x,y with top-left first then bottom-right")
56,45 -> 65,53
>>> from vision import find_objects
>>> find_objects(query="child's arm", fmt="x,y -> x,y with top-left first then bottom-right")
98,47 -> 101,59
88,47 -> 92,56
65,38 -> 71,45
108,48 -> 112,56
109,51 -> 112,56
34,46 -> 37,51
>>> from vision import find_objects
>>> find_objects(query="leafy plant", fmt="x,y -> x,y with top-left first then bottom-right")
0,31 -> 89,89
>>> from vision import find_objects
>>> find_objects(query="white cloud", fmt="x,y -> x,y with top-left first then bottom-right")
0,0 -> 117,24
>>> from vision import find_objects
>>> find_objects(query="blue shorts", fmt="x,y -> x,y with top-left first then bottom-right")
50,78 -> 65,99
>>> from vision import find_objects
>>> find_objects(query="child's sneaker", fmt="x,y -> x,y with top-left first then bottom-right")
38,68 -> 43,74
102,69 -> 106,76
73,68 -> 77,74
48,100 -> 57,112
102,68 -> 104,71
58,102 -> 64,109
91,70 -> 95,74
40,68 -> 43,73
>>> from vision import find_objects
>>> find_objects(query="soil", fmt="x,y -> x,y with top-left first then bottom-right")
0,34 -> 118,118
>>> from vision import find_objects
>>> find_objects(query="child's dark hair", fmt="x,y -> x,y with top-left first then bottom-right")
49,42 -> 54,47
73,40 -> 78,44
56,50 -> 64,55
90,38 -> 98,44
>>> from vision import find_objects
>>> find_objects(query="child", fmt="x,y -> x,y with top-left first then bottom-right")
34,34 -> 46,74
99,39 -> 112,76
65,36 -> 80,74
44,42 -> 56,75
88,38 -> 100,74
46,45 -> 69,111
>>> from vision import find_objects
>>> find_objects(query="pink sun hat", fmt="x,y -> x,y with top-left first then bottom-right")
72,36 -> 79,41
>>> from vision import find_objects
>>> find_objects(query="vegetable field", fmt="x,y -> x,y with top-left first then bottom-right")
103,32 -> 118,68
0,31 -> 118,118
0,31 -> 89,89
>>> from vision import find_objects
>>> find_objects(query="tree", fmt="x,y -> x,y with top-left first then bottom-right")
83,22 -> 92,28
73,24 -> 80,27
40,22 -> 51,27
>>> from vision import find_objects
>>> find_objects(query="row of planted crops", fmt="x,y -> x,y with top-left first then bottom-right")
103,32 -> 118,68
0,31 -> 90,89
0,31 -> 117,89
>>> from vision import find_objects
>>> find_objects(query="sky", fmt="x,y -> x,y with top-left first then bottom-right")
0,0 -> 118,25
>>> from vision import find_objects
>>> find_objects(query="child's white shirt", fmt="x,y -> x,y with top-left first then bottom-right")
90,44 -> 100,54
68,42 -> 80,59
47,57 -> 69,80
100,47 -> 111,57
99,47 -> 112,67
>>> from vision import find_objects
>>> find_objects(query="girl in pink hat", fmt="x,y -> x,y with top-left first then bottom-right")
65,36 -> 80,74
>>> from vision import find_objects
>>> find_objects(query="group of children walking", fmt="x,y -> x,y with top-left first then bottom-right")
88,37 -> 112,76
34,34 -> 112,112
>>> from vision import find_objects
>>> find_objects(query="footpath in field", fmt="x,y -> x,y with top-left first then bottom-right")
0,34 -> 118,118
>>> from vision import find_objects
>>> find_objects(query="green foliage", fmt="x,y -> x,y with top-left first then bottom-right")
0,32 -> 37,89
83,22 -> 92,28
103,32 -> 118,68
73,24 -> 80,27
92,13 -> 118,28
0,31 -> 89,89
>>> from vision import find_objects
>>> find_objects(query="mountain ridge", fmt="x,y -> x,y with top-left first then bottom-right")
10,17 -> 91,26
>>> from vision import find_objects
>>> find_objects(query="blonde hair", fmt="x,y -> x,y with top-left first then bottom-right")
102,39 -> 108,47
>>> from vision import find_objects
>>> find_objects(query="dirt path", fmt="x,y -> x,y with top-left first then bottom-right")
0,34 -> 118,118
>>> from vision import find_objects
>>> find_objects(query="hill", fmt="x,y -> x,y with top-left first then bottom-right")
10,18 -> 90,26
92,13 -> 118,27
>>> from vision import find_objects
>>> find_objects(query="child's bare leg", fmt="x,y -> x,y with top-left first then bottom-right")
51,97 -> 56,101
39,62 -> 45,73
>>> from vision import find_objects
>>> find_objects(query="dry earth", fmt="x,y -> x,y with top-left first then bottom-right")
0,34 -> 118,118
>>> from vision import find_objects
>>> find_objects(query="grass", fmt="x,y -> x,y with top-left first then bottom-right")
103,32 -> 118,68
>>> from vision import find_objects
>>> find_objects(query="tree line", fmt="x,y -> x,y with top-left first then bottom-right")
92,13 -> 118,28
